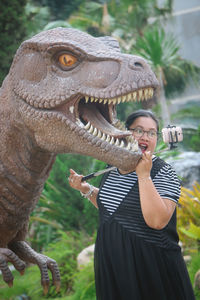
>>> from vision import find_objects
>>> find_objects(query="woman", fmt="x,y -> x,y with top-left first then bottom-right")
68,110 -> 195,300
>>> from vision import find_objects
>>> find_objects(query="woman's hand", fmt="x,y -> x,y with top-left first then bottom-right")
68,169 -> 90,193
135,151 -> 152,178
68,169 -> 99,208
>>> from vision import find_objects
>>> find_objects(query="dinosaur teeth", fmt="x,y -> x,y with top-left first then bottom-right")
110,136 -> 115,144
115,138 -> 120,146
144,89 -> 149,100
132,142 -> 139,151
108,99 -> 112,104
83,88 -> 154,106
119,140 -> 125,148
101,133 -> 106,141
93,127 -> 98,136
122,95 -> 126,103
118,97 -> 122,104
106,134 -> 111,142
69,106 -> 74,114
85,121 -> 91,130
88,124 -> 94,133
97,129 -> 102,138
126,142 -> 131,150
138,89 -> 143,100
76,118 -> 84,127
132,92 -> 137,101
83,121 -> 139,152
127,93 -> 132,101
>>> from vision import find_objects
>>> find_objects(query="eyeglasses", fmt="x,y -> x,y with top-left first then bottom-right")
129,127 -> 158,139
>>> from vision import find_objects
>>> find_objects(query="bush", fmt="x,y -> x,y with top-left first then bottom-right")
66,263 -> 96,300
177,182 -> 200,253
0,0 -> 27,84
188,253 -> 200,299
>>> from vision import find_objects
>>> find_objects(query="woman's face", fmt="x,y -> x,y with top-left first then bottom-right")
129,116 -> 158,154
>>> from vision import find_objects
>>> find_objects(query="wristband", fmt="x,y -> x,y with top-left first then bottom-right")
80,184 -> 94,198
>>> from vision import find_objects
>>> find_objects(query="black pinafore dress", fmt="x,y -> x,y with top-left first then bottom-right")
94,158 -> 195,300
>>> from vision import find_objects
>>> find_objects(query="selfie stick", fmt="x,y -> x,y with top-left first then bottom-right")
80,125 -> 183,182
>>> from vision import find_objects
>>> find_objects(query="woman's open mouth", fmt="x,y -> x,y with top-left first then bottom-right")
139,143 -> 148,153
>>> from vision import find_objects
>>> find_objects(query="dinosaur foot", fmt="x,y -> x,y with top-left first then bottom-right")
39,254 -> 61,295
0,248 -> 26,287
9,241 -> 61,294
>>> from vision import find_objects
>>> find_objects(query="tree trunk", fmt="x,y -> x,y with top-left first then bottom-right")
158,69 -> 171,127
102,3 -> 110,32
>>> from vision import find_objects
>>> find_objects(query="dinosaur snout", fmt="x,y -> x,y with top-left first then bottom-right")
128,57 -> 150,71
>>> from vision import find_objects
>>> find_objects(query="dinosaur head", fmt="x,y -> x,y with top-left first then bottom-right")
9,27 -> 158,171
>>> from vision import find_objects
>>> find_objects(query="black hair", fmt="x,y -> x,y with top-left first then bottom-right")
125,109 -> 159,132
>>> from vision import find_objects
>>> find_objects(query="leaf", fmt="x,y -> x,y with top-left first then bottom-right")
30,216 -> 62,229
180,222 -> 200,240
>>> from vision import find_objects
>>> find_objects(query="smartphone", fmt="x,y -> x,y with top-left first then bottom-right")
161,126 -> 183,144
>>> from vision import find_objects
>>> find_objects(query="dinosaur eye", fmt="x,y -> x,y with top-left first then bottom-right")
58,53 -> 77,67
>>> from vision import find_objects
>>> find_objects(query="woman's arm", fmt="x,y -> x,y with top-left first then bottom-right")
136,152 -> 177,230
68,169 -> 99,208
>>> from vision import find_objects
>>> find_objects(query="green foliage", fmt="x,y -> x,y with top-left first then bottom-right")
172,106 -> 200,120
155,140 -> 181,160
67,0 -> 173,41
66,263 -> 96,300
164,60 -> 200,98
191,125 -> 200,152
117,101 -> 142,122
171,106 -> 200,151
68,1 -> 105,36
29,153 -> 103,250
177,182 -> 200,253
187,253 -> 200,299
0,0 -> 27,85
134,27 -> 180,69
25,1 -> 51,37
42,0 -> 85,20
46,154 -> 99,233
82,159 -> 106,233
0,230 -> 93,299
43,20 -> 71,30
134,26 -> 200,99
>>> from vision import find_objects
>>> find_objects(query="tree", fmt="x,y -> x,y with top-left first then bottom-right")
33,0 -> 86,20
0,0 -> 27,84
67,0 -> 173,45
133,26 -> 200,126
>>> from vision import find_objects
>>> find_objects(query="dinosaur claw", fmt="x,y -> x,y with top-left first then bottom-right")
43,284 -> 49,295
20,269 -> 25,276
55,281 -> 61,293
8,281 -> 13,288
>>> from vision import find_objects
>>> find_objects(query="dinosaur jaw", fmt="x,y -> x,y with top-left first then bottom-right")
17,86 -> 154,170
76,96 -> 137,151
53,86 -> 154,153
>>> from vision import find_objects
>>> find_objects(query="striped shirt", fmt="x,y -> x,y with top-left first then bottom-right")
98,157 -> 181,215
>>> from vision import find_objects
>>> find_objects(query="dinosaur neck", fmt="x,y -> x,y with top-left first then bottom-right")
0,122 -> 56,216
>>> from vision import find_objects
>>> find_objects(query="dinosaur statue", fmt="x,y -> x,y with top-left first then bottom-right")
0,27 -> 158,293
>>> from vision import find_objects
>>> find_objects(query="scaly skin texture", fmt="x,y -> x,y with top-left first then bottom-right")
0,27 -> 158,292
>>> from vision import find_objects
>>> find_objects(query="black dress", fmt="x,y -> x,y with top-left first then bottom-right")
94,157 -> 195,300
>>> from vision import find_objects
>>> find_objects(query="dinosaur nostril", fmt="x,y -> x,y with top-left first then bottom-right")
134,62 -> 143,68
128,59 -> 147,71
